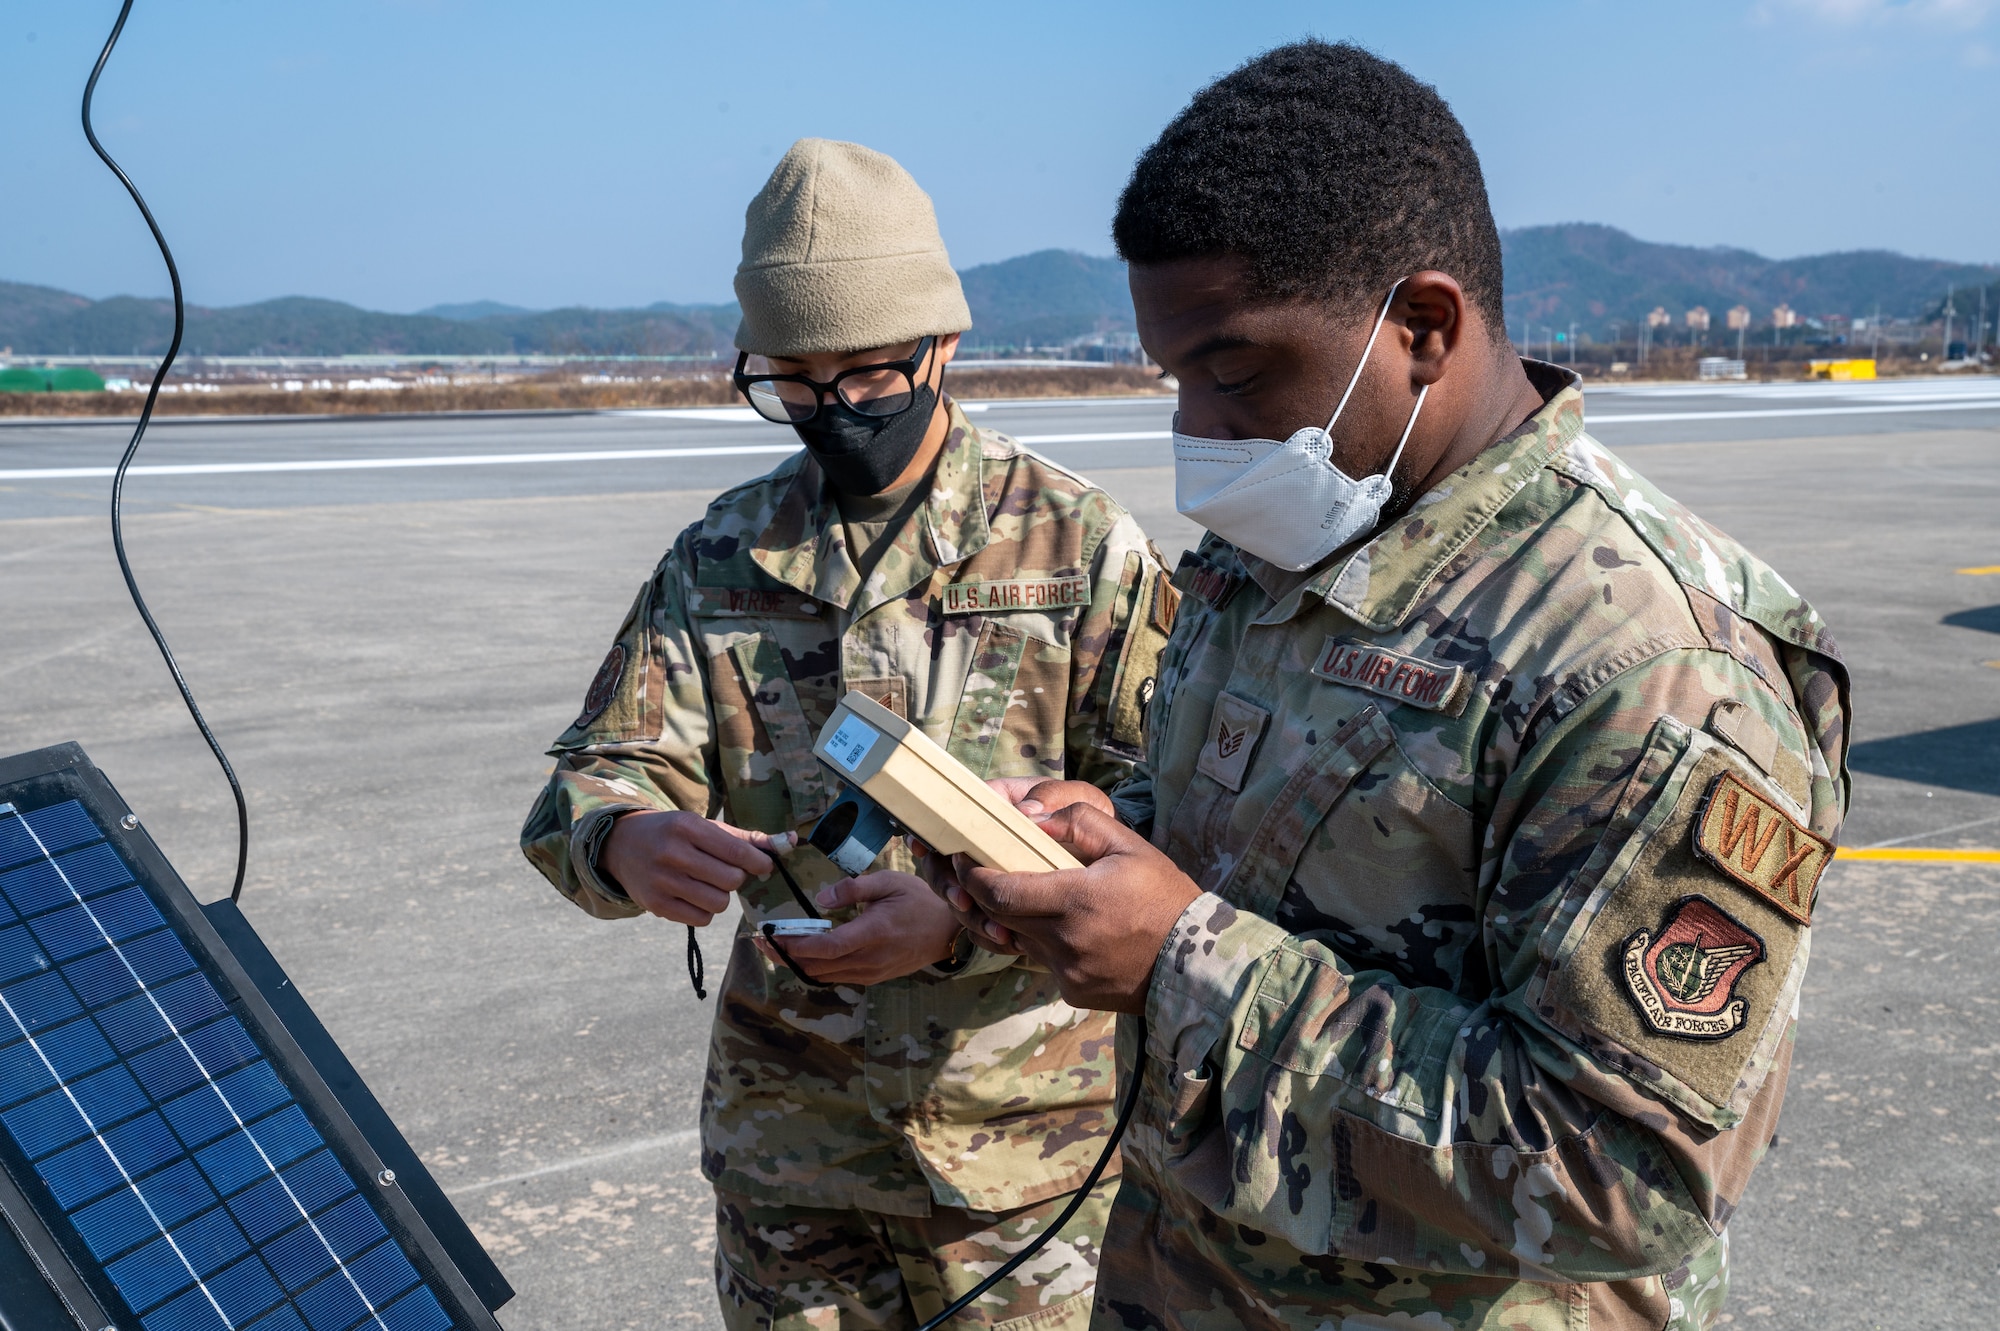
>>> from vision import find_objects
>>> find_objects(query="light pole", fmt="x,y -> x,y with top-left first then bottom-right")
1567,321 -> 1577,366
1942,286 -> 1956,362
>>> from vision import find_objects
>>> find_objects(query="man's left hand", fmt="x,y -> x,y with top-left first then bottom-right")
754,871 -> 962,985
957,805 -> 1201,1013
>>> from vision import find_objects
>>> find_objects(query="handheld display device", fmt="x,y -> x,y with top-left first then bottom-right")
807,693 -> 1082,876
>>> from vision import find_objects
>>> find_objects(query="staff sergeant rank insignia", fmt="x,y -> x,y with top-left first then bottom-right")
1622,895 -> 1765,1039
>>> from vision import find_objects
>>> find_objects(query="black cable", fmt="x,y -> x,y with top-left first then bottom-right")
915,1017 -> 1145,1331
82,0 -> 251,903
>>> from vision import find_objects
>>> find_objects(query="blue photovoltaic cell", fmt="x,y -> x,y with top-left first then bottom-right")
295,1267 -> 369,1331
62,944 -> 146,1007
210,1253 -> 285,1323
0,799 -> 465,1331
247,1304 -> 311,1331
0,924 -> 45,984
381,1288 -> 452,1331
142,1283 -> 232,1331
121,926 -> 199,986
21,800 -> 99,854
47,840 -> 135,896
2,969 -> 82,1033
349,1239 -> 420,1306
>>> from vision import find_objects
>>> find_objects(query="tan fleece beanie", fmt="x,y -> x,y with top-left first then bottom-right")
733,139 -> 972,357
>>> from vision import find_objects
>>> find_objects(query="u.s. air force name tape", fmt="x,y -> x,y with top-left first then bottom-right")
1311,637 -> 1469,715
942,576 -> 1092,615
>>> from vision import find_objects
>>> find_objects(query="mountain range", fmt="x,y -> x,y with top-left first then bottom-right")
4,228 -> 1994,358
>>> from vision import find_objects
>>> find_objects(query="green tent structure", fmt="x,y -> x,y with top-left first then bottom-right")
50,367 -> 106,392
0,366 -> 108,392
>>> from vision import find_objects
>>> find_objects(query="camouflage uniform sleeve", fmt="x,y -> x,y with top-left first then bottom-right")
1142,646 -> 1840,1281
520,530 -> 720,920
1067,518 -> 1175,793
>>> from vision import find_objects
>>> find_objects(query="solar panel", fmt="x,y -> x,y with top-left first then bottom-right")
0,743 -> 511,1331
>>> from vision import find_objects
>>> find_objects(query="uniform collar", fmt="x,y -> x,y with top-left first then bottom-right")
1275,360 -> 1585,631
748,397 -> 991,613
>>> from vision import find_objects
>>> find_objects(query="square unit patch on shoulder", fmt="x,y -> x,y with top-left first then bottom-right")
1693,770 -> 1829,924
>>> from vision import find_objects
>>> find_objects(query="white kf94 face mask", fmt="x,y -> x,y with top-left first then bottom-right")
1172,280 -> 1430,572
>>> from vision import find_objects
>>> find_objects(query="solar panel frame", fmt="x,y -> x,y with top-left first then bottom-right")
0,743 -> 510,1331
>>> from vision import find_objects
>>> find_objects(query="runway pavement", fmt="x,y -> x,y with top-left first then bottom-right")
0,377 -> 1995,1328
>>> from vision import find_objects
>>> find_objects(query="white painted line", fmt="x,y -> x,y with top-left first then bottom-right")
444,1129 -> 700,1195
609,407 -> 760,421
0,443 -> 801,481
1590,399 -> 2000,424
1016,430 -> 1172,445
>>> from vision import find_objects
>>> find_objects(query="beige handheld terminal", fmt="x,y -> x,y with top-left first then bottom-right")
809,691 -> 1082,874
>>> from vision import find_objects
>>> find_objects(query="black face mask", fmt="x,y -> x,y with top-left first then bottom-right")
792,379 -> 939,496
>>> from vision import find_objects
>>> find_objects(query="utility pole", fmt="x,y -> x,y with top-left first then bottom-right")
1942,286 -> 1955,362
1871,303 -> 1881,363
1567,321 -> 1577,365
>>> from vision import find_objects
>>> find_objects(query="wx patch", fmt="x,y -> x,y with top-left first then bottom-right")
574,643 -> 626,729
1622,896 -> 1765,1039
1694,770 -> 1830,923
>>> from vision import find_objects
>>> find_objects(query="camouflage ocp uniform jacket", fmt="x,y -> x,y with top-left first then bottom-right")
1097,365 -> 1851,1330
522,400 -> 1174,1217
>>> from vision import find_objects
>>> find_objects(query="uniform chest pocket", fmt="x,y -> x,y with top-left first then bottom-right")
1206,705 -> 1397,919
699,618 -> 840,828
943,617 -> 1073,781
1279,735 -> 1481,992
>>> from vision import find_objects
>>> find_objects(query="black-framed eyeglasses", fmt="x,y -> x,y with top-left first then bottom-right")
733,335 -> 936,425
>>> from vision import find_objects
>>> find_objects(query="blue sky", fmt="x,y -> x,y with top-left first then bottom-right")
6,0 -> 1997,312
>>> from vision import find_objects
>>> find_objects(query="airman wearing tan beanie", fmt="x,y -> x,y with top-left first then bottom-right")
526,135 -> 1169,1331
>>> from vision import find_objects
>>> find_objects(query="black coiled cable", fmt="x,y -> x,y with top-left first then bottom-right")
81,0 -> 251,903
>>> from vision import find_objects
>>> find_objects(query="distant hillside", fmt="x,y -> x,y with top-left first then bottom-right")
957,249 -> 1133,348
0,251 -> 1130,357
1503,224 -> 1998,336
9,229 -> 1994,357
0,283 -> 742,358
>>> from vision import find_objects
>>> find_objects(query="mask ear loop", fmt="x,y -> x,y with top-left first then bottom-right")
1378,382 -> 1430,487
1322,278 -> 1409,435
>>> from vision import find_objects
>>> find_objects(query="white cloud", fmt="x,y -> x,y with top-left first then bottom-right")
1758,0 -> 1995,25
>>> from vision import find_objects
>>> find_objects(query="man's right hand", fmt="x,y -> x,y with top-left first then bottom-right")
600,810 -> 787,926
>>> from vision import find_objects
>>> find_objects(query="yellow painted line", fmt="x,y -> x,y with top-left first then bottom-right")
1836,847 -> 2000,863
1958,565 -> 2000,575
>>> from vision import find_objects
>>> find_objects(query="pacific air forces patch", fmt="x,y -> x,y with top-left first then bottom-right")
574,643 -> 626,730
1622,896 -> 1765,1039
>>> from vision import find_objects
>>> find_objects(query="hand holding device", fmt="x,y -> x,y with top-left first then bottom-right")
602,809 -> 790,926
956,804 -> 1201,1014
754,871 -> 963,985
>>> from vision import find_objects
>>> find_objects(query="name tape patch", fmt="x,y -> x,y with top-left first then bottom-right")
1312,638 -> 1468,714
1693,770 -> 1829,923
1170,549 -> 1242,610
942,577 -> 1091,616
690,588 -> 826,618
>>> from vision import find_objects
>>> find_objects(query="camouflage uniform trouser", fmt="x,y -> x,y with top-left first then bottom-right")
715,1180 -> 1117,1330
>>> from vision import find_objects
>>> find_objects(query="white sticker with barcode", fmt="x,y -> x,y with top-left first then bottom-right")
826,714 -> 880,773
